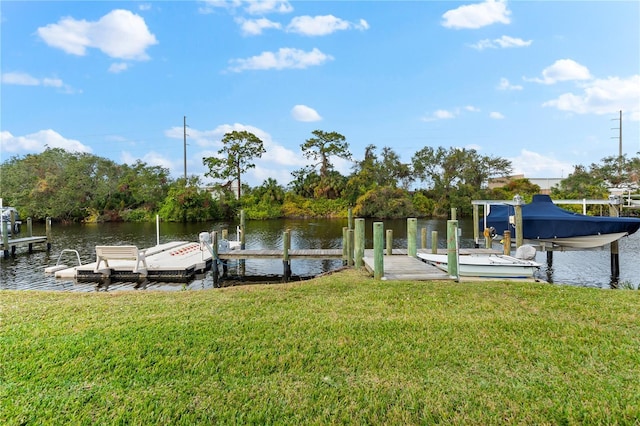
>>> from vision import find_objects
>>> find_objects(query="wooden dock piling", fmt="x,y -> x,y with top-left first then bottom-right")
447,220 -> 459,280
431,231 -> 438,254
283,230 -> 291,281
503,230 -> 511,256
373,222 -> 384,279
354,218 -> 364,268
407,218 -> 417,257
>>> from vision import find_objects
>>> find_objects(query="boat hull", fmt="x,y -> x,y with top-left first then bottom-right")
418,253 -> 540,278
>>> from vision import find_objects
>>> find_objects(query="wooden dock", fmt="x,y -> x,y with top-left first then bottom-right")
363,253 -> 452,281
217,249 -> 343,260
361,248 -> 503,281
2,217 -> 51,258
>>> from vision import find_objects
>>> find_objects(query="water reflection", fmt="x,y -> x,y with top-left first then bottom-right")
1,218 -> 638,291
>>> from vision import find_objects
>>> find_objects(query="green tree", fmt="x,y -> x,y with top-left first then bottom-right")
289,166 -> 320,198
203,130 -> 265,199
380,146 -> 413,189
412,146 -> 512,216
485,178 -> 541,202
590,154 -> 640,188
0,148 -> 173,222
301,130 -> 352,179
241,178 -> 286,220
158,177 -> 220,222
353,187 -> 417,219
551,164 -> 609,211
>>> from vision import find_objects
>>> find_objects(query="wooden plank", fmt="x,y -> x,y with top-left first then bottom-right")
6,236 -> 48,245
363,254 -> 452,281
218,249 -> 343,260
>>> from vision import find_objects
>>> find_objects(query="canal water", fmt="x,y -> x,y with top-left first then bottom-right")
1,218 -> 638,291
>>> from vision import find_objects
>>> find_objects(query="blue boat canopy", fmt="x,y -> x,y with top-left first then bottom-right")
483,194 -> 640,240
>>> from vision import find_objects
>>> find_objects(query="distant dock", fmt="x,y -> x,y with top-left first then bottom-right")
2,217 -> 51,258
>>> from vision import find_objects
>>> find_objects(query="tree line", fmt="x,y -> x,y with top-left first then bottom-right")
1,130 -> 638,222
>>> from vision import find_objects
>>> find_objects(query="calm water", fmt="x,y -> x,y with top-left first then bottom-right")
1,218 -> 638,291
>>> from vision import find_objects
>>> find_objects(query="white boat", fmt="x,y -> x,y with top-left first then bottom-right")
0,206 -> 22,237
482,194 -> 640,249
417,252 -> 541,278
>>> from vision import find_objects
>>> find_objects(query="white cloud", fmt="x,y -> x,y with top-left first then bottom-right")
108,62 -> 129,73
442,0 -> 511,29
236,17 -> 282,36
199,0 -> 293,15
227,47 -> 333,72
0,130 -> 92,154
471,35 -> 532,50
37,9 -> 157,60
436,110 -> 455,119
165,127 -> 221,148
1,72 -> 76,92
421,110 -> 454,122
497,77 -> 522,91
543,75 -> 640,119
291,105 -> 322,122
509,149 -> 573,178
121,151 -> 174,170
1,72 -> 39,85
286,15 -> 369,36
527,59 -> 591,85
421,106 -> 480,121
139,4 -> 152,11
489,111 -> 505,119
244,0 -> 293,15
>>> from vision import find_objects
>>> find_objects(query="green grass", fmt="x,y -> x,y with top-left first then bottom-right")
1,270 -> 639,424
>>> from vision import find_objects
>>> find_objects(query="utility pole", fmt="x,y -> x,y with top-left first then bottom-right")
611,110 -> 622,177
183,116 -> 187,180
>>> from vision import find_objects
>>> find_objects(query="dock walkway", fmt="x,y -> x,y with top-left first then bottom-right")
217,249 -> 343,260
363,254 -> 451,281
361,248 -> 501,281
2,236 -> 50,257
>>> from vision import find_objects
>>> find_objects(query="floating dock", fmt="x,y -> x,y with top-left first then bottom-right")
49,241 -> 213,282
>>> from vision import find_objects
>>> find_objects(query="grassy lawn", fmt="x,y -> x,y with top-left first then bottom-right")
1,269 -> 639,424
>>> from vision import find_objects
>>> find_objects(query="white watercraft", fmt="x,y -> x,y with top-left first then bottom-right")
0,206 -> 22,236
417,252 -> 541,278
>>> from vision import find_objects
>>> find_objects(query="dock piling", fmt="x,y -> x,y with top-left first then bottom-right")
609,204 -> 620,279
513,195 -> 524,248
386,229 -> 393,256
407,218 -> 417,257
342,227 -> 348,265
373,222 -> 384,279
503,230 -> 511,256
447,220 -> 459,280
2,221 -> 9,258
212,231 -> 219,286
431,231 -> 438,254
283,230 -> 291,282
354,218 -> 364,268
46,217 -> 52,251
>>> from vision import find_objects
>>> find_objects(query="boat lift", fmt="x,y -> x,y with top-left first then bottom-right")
472,194 -> 637,282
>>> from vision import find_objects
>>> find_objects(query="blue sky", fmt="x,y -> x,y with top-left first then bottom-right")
1,0 -> 639,188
